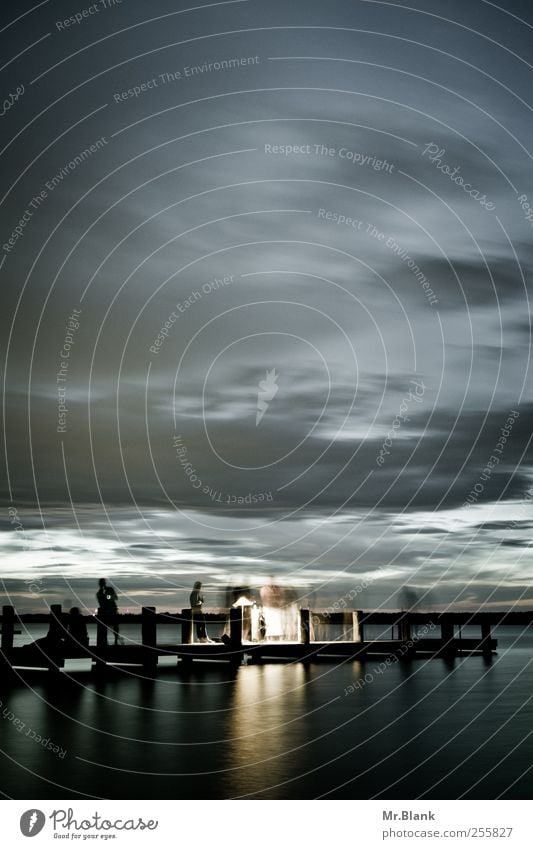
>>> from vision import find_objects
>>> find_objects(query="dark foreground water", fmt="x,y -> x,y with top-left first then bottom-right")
1,626 -> 532,799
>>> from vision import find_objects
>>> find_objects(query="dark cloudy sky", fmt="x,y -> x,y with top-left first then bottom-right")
1,0 -> 532,612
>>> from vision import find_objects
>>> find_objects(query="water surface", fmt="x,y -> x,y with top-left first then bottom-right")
1,626 -> 531,799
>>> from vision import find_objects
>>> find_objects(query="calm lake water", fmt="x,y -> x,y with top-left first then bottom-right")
1,625 -> 532,799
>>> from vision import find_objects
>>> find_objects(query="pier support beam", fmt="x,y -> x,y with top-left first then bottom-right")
181,609 -> 193,646
398,614 -> 411,644
229,606 -> 243,649
94,607 -> 108,670
142,606 -> 158,671
1,605 -> 15,672
352,611 -> 361,642
47,604 -> 64,672
480,621 -> 493,656
357,613 -> 365,643
439,619 -> 455,656
1,605 -> 15,652
229,606 -> 243,666
300,609 -> 310,645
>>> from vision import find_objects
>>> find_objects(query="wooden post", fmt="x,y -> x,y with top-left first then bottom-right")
47,604 -> 64,672
181,608 -> 193,645
307,609 -> 315,642
0,606 -> 15,673
439,619 -> 455,655
1,605 -> 15,652
340,609 -> 349,640
357,612 -> 365,643
96,610 -> 108,648
94,607 -> 108,670
398,613 -> 411,644
300,609 -> 310,645
230,606 -> 243,650
352,610 -> 361,642
480,620 -> 492,655
229,606 -> 243,667
142,606 -> 158,670
48,604 -> 63,639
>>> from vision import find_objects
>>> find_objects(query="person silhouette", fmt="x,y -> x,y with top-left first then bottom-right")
67,607 -> 89,648
260,576 -> 285,640
24,624 -> 65,653
190,581 -> 210,642
97,579 -> 122,645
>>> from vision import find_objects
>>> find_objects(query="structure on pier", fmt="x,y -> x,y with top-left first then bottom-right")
0,604 -> 501,674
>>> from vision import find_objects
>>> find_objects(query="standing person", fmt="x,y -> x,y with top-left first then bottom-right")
190,581 -> 210,642
97,579 -> 122,645
260,576 -> 285,640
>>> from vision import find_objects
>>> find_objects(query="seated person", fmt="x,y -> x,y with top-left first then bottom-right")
23,627 -> 65,654
66,607 -> 89,648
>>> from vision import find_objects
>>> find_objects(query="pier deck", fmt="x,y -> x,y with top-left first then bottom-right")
0,604 -> 504,673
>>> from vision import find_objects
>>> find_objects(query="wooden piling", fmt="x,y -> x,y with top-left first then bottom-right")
181,608 -> 193,645
439,619 -> 455,656
142,606 -> 158,670
480,620 -> 492,656
352,611 -> 361,642
357,612 -> 365,643
94,607 -> 108,670
1,605 -> 15,652
96,610 -> 108,647
300,609 -> 310,644
398,613 -> 411,644
228,606 -> 243,666
0,605 -> 15,674
47,604 -> 64,672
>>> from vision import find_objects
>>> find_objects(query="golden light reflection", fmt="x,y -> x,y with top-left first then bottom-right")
224,664 -> 308,792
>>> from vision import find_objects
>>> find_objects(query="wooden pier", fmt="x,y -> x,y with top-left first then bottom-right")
0,604 -> 506,674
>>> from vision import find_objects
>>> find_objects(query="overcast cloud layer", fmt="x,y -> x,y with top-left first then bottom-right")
1,0 -> 532,612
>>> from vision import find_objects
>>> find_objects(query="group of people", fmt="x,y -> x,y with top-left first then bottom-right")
190,578 -> 299,643
25,579 -> 121,653
24,606 -> 89,655
25,577 -> 299,651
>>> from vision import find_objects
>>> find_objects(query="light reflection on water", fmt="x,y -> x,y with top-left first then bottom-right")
1,628 -> 532,799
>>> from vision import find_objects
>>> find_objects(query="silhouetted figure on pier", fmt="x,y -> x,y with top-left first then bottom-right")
24,628 -> 64,652
66,607 -> 89,648
260,576 -> 284,640
23,617 -> 65,663
190,581 -> 211,642
97,579 -> 122,645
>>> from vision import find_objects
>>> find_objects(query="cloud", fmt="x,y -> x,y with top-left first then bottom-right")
1,0 -> 532,611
